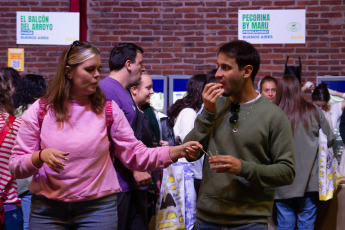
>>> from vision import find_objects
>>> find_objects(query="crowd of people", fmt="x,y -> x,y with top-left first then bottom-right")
1,39 -> 345,230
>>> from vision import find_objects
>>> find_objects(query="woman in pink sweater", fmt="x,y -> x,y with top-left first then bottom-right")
9,41 -> 201,230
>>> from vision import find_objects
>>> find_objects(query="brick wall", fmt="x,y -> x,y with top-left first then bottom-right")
0,0 -> 70,77
1,0 -> 344,87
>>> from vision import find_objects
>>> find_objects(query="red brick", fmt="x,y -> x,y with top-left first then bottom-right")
133,8 -> 153,13
120,13 -> 139,18
184,37 -> 204,42
298,1 -> 319,6
173,65 -> 194,70
151,65 -> 173,70
320,0 -> 342,5
162,37 -> 181,42
252,1 -> 273,6
175,20 -> 196,24
206,2 -> 226,7
163,14 -> 182,19
162,59 -> 180,64
229,2 -> 250,7
162,2 -> 183,7
120,2 -> 140,7
185,14 -> 201,19
162,48 -> 183,53
119,37 -> 140,42
197,8 -> 217,13
185,2 -> 205,7
41,2 -> 61,6
308,6 -> 330,11
274,1 -> 296,6
154,53 -> 173,59
318,60 -> 340,65
197,19 -> 217,24
175,8 -> 196,13
133,31 -> 153,36
142,2 -> 162,7
153,31 -> 174,36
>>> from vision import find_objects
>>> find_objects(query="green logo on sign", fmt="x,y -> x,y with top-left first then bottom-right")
286,22 -> 301,32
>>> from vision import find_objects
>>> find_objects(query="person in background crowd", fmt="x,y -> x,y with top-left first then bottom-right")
132,73 -> 170,147
167,74 -> 207,198
339,108 -> 345,183
301,81 -> 315,93
11,74 -> 47,230
275,75 -> 335,230
184,40 -> 295,230
312,83 -> 345,184
0,68 -> 22,230
259,75 -> 277,104
163,73 -> 207,229
9,41 -> 202,230
130,72 -> 169,222
99,43 -> 151,230
0,67 -> 22,93
13,74 -> 47,117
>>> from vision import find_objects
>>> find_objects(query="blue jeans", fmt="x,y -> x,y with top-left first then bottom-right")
30,193 -> 117,230
20,191 -> 32,230
275,192 -> 318,230
3,204 -> 23,230
194,218 -> 268,230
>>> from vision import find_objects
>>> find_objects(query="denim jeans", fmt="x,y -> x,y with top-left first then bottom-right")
20,191 -> 32,230
30,193 -> 117,230
194,218 -> 268,230
3,204 -> 23,230
275,192 -> 318,230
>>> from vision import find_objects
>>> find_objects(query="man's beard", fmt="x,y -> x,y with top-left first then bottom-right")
222,88 -> 232,97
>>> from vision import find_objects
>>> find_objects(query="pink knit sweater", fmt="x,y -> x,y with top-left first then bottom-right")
10,99 -> 172,202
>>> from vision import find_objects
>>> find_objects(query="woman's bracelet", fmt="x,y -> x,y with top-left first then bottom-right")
38,149 -> 44,163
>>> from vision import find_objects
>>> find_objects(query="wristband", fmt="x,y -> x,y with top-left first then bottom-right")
38,149 -> 44,163
342,93 -> 345,99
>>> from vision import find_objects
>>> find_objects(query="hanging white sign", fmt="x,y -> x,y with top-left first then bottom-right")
238,9 -> 306,44
17,11 -> 79,45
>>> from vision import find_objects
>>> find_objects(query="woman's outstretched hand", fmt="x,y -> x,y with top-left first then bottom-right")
169,141 -> 202,162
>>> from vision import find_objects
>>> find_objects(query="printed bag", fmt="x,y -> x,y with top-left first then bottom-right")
318,129 -> 342,201
155,162 -> 196,230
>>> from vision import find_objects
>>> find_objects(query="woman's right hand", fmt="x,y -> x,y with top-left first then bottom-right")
169,141 -> 202,162
32,148 -> 69,173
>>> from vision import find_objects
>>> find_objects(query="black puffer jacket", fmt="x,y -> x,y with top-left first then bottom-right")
160,117 -> 176,146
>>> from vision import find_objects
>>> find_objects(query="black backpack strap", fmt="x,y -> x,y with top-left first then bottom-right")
285,56 -> 290,66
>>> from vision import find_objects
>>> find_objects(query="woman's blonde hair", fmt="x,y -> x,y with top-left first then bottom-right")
43,41 -> 106,122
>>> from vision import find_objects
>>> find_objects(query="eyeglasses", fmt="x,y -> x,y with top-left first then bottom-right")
65,40 -> 84,66
229,103 -> 240,124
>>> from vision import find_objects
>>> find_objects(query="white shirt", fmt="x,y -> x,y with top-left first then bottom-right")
173,108 -> 204,179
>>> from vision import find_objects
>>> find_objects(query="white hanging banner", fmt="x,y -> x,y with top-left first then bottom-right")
17,11 -> 79,45
238,9 -> 306,44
